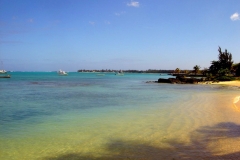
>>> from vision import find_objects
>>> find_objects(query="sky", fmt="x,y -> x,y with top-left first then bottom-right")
0,0 -> 240,71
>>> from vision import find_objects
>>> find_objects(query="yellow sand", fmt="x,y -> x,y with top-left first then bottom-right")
212,80 -> 240,87
210,81 -> 240,112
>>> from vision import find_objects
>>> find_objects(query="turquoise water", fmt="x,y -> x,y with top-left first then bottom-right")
1,72 -> 240,159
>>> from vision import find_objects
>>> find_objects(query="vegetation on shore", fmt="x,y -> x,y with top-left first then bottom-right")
77,69 -> 176,73
77,47 -> 240,82
173,47 -> 240,81
157,47 -> 240,84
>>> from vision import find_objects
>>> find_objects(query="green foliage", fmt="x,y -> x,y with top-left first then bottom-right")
233,63 -> 240,76
218,47 -> 233,70
193,65 -> 200,75
201,68 -> 208,76
206,73 -> 214,80
209,47 -> 233,76
209,61 -> 220,75
216,76 -> 235,81
218,68 -> 230,76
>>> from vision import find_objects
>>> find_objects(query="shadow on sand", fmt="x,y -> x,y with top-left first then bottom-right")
44,122 -> 240,160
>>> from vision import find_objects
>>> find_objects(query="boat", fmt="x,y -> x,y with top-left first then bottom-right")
0,70 -> 7,74
0,70 -> 10,78
0,61 -> 10,78
0,75 -> 10,78
58,69 -> 68,76
115,70 -> 124,76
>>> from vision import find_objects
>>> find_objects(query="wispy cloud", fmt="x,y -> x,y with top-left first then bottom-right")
127,0 -> 140,7
41,20 -> 60,31
28,18 -> 34,23
115,11 -> 126,16
230,12 -> 239,21
105,21 -> 111,25
89,21 -> 95,25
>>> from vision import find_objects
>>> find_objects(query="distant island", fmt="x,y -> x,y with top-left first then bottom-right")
78,47 -> 240,84
77,69 -> 175,73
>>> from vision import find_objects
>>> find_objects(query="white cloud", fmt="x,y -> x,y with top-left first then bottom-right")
115,11 -> 126,16
127,1 -> 140,7
89,21 -> 95,25
105,21 -> 111,25
230,12 -> 239,21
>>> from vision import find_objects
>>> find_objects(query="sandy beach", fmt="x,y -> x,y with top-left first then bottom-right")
212,81 -> 240,111
199,80 -> 240,87
200,80 -> 240,111
213,80 -> 240,87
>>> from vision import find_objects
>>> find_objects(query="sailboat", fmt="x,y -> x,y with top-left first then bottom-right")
0,61 -> 10,78
0,69 -> 7,74
115,70 -> 124,76
58,69 -> 68,76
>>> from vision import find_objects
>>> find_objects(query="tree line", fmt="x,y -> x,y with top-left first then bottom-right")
175,47 -> 240,81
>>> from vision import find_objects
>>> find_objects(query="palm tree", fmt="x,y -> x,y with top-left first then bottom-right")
193,65 -> 200,75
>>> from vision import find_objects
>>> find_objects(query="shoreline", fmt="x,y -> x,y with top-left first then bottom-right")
198,80 -> 240,87
233,96 -> 240,111
211,81 -> 240,111
211,80 -> 240,87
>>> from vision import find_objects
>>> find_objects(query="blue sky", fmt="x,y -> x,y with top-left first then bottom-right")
0,0 -> 240,71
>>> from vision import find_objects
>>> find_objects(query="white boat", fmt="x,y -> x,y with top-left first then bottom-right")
0,70 -> 7,74
0,61 -> 7,74
115,70 -> 124,76
58,69 -> 68,76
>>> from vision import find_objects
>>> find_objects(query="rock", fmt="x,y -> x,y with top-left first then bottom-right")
158,78 -> 171,83
146,81 -> 158,83
157,77 -> 200,84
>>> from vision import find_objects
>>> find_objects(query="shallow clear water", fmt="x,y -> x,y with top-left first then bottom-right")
1,72 -> 240,159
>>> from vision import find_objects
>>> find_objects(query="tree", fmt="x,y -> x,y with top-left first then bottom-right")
209,47 -> 233,76
193,65 -> 200,75
233,63 -> 240,76
209,61 -> 220,75
201,67 -> 208,76
218,47 -> 233,71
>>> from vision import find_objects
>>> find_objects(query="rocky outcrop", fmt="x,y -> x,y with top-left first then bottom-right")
158,76 -> 200,84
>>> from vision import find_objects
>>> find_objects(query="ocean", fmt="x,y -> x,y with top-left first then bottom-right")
1,72 -> 240,160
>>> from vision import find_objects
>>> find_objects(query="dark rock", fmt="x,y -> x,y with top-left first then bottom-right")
158,77 -> 200,84
158,78 -> 171,83
146,81 -> 158,83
